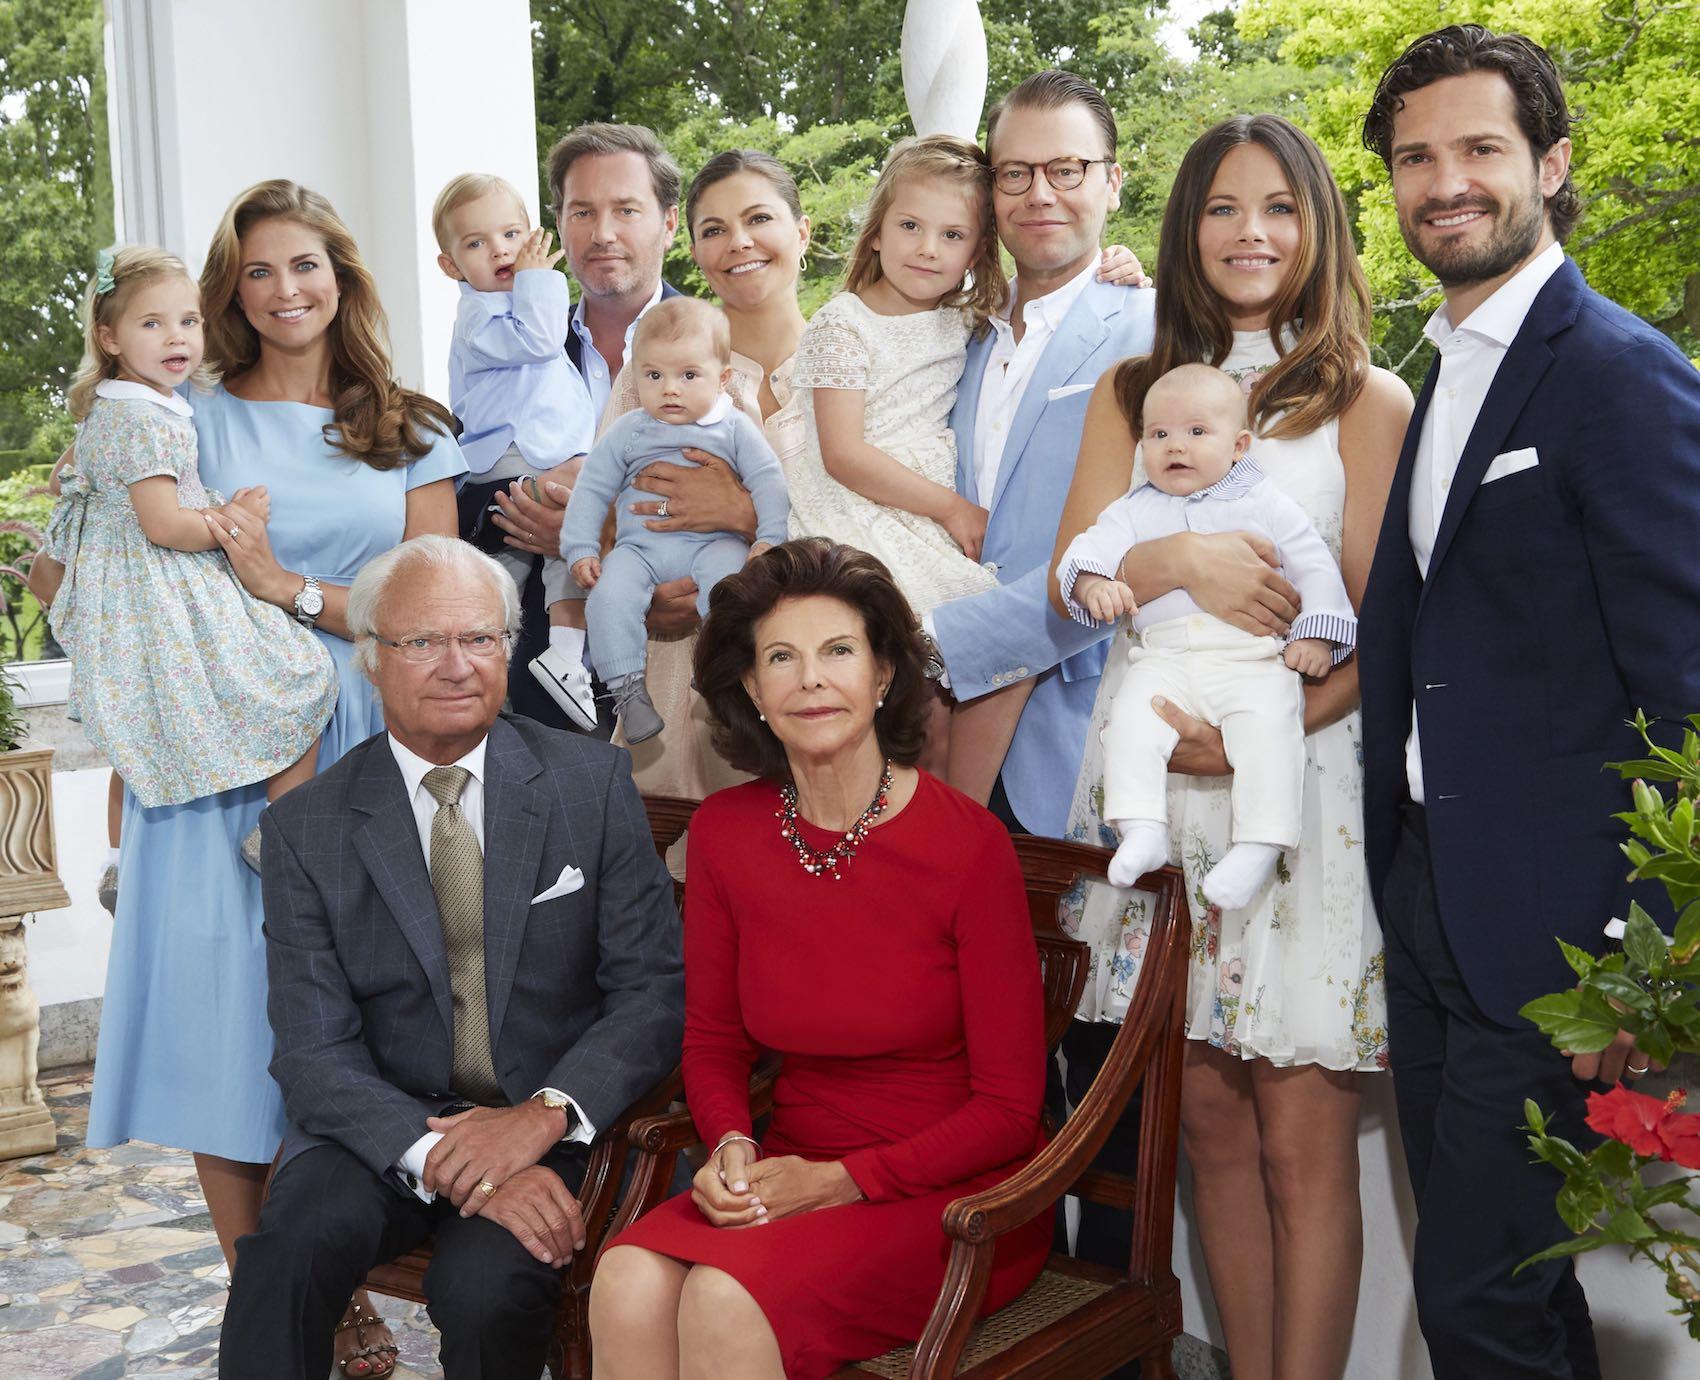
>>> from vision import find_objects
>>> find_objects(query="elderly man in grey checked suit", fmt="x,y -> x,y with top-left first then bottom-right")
219,535 -> 684,1380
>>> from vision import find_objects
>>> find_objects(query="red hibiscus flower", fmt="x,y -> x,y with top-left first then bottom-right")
1656,1092 -> 1700,1170
1585,1086 -> 1672,1157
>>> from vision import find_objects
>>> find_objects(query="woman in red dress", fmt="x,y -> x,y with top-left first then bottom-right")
591,539 -> 1050,1378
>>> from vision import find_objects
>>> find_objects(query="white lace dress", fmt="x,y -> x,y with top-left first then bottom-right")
786,293 -> 997,614
1061,330 -> 1389,1071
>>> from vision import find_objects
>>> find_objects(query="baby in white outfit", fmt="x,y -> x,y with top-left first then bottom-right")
1059,364 -> 1356,909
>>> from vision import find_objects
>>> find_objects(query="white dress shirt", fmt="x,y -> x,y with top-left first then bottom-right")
1405,242 -> 1564,803
571,279 -> 665,422
385,733 -> 594,1201
970,257 -> 1099,505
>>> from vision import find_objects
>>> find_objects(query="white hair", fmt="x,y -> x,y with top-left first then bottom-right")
347,535 -> 522,676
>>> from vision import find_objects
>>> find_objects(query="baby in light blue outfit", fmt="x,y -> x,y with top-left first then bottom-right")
434,172 -> 601,727
561,297 -> 789,741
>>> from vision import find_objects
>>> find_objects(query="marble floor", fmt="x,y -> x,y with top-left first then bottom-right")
0,1070 -> 447,1380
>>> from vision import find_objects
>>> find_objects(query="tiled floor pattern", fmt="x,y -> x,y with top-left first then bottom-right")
0,1071 -> 445,1379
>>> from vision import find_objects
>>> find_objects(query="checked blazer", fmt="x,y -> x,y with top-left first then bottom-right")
260,712 -> 684,1185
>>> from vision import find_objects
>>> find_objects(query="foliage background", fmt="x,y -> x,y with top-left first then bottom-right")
1,0 -> 1695,659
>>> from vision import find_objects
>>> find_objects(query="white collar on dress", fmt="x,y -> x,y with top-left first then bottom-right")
689,392 -> 735,426
95,378 -> 194,418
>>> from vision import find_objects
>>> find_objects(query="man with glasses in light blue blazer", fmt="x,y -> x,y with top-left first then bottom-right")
924,70 -> 1156,841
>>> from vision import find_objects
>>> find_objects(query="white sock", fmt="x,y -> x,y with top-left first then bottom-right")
548,624 -> 587,665
103,846 -> 121,870
1108,819 -> 1168,889
1201,843 -> 1282,911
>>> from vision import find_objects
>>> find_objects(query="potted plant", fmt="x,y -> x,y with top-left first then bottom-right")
1520,710 -> 1700,1341
0,662 -> 71,917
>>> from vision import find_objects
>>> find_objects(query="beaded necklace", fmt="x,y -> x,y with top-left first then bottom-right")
777,761 -> 893,879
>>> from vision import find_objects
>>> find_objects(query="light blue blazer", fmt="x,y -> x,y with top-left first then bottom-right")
931,277 -> 1156,835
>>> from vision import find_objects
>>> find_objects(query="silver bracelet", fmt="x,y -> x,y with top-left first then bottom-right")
710,1131 -> 760,1171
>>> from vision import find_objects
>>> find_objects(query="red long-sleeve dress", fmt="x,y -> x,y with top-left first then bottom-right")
609,770 -> 1051,1377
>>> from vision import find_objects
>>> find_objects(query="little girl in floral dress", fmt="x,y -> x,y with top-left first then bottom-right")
46,247 -> 336,860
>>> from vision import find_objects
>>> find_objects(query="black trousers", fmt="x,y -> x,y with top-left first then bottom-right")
219,1142 -> 585,1380
456,476 -> 613,740
1382,805 -> 1601,1379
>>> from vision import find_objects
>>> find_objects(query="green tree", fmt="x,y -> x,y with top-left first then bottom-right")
1241,0 -> 1700,377
0,0 -> 111,468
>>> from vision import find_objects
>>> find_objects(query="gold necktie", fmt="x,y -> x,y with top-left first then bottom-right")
423,766 -> 503,1105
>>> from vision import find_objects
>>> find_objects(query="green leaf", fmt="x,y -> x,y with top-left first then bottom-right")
1593,1138 -> 1636,1180
1583,971 -> 1654,1012
1599,1206 -> 1657,1244
1558,939 -> 1599,980
1520,992 -> 1619,1054
1515,1235 -> 1602,1273
1557,1176 -> 1611,1234
1527,1131 -> 1590,1179
1634,1179 -> 1696,1212
1674,899 -> 1700,959
1623,904 -> 1671,975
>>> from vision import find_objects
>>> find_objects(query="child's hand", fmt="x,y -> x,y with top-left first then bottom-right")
940,496 -> 989,563
226,485 -> 270,522
514,228 -> 565,274
572,556 -> 601,589
745,541 -> 772,564
1097,244 -> 1152,289
1283,637 -> 1333,678
1075,573 -> 1138,623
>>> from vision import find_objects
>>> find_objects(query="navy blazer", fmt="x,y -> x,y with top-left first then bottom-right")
1358,259 -> 1700,1024
260,714 -> 684,1185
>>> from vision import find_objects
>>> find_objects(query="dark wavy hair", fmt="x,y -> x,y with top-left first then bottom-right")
693,539 -> 930,779
1363,24 -> 1582,241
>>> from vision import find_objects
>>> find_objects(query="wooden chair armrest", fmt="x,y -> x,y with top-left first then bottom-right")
624,1059 -> 782,1152
941,869 -> 1188,1245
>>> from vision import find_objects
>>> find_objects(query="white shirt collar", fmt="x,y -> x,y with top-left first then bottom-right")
95,377 -> 194,418
387,733 -> 488,800
997,257 -> 1100,332
690,392 -> 734,426
572,279 -> 666,346
1423,241 -> 1565,351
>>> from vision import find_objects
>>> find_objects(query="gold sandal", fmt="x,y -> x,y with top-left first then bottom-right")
334,1299 -> 399,1378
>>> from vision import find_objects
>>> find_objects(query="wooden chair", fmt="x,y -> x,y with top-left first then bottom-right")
364,792 -> 699,1380
606,835 -> 1191,1379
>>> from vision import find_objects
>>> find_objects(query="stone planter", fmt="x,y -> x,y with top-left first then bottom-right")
0,744 -> 70,1159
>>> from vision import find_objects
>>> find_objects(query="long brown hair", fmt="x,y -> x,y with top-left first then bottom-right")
843,136 -> 1006,325
200,180 -> 453,471
1115,115 -> 1370,440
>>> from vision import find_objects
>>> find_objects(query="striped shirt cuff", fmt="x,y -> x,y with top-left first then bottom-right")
1287,611 -> 1358,665
1058,555 -> 1122,627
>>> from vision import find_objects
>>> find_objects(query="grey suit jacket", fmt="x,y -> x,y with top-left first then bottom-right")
260,713 -> 684,1186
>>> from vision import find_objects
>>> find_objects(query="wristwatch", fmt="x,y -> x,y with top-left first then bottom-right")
532,1088 -> 580,1140
293,574 -> 324,628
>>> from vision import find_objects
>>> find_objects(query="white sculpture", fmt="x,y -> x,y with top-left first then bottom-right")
0,916 -> 54,1158
901,0 -> 989,141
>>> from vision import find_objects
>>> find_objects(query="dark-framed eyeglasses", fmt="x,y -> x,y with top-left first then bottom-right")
374,628 -> 514,664
993,158 -> 1113,195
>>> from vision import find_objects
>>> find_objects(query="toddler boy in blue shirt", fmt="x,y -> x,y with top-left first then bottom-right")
434,172 -> 600,729
561,297 -> 789,742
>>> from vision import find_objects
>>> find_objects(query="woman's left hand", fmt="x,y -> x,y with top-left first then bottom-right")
1097,244 -> 1152,289
1153,696 -> 1231,776
205,491 -> 290,606
739,1156 -> 863,1224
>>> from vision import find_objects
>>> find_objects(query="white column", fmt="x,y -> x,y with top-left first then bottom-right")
103,0 -> 539,402
900,0 -> 988,141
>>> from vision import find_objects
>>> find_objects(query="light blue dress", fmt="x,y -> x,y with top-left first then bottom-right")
87,384 -> 466,1162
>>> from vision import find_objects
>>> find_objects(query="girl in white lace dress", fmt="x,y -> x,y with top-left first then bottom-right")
1049,117 -> 1413,1380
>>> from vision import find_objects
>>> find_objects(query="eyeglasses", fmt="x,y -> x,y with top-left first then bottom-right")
993,158 -> 1113,195
374,629 -> 514,664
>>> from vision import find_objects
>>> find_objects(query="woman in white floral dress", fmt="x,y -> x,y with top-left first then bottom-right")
1048,117 -> 1412,1380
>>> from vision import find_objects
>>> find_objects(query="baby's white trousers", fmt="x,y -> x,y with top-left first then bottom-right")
1102,614 -> 1305,848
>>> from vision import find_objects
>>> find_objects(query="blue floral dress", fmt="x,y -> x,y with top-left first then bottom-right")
86,384 -> 466,1162
46,382 -> 337,806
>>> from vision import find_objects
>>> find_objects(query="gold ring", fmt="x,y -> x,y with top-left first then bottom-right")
477,1179 -> 497,1198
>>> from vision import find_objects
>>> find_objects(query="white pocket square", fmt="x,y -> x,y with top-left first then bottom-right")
1047,383 -> 1096,402
1482,447 -> 1539,483
531,865 -> 585,905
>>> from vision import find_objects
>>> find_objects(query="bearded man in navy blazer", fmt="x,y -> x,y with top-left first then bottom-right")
1356,26 -> 1700,1379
